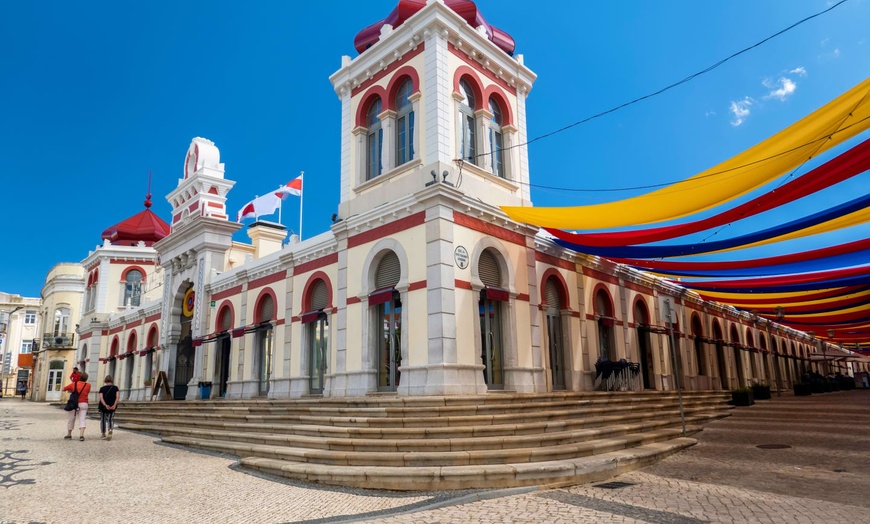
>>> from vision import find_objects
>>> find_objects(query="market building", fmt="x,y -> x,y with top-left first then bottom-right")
28,0 -> 865,405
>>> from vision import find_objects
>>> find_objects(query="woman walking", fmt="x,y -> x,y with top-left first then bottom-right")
98,375 -> 120,440
63,372 -> 91,441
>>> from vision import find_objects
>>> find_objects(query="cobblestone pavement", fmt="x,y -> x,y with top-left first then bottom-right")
2,390 -> 868,523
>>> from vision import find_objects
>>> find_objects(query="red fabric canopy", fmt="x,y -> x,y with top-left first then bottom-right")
550,138 -> 870,246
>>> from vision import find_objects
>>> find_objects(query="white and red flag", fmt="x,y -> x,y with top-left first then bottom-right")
237,172 -> 305,239
236,193 -> 282,222
275,174 -> 303,198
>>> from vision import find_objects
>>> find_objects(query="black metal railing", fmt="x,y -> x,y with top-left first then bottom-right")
42,332 -> 76,349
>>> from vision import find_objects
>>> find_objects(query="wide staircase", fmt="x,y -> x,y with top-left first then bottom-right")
114,390 -> 732,490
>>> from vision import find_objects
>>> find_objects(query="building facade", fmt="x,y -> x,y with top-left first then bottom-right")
0,292 -> 41,397
28,1 -> 862,404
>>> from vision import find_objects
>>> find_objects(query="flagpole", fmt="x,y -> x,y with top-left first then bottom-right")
299,171 -> 304,241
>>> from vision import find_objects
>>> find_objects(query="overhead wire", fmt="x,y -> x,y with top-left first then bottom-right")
460,0 -> 851,165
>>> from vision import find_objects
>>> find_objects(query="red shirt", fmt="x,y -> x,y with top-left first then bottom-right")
63,381 -> 91,404
70,371 -> 81,382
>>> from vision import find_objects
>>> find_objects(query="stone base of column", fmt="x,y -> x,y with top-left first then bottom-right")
326,370 -> 377,397
397,363 -> 489,396
503,366 -> 546,394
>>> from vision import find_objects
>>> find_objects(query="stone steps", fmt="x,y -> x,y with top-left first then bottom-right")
122,412 -> 719,454
117,396 -> 730,428
117,405 -> 728,439
111,390 -> 730,490
236,437 -> 698,490
162,425 -> 698,466
118,397 -> 728,423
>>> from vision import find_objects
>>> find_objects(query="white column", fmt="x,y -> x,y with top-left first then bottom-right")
378,109 -> 397,172
408,92 -> 422,161
352,126 -> 368,183
475,108 -> 494,173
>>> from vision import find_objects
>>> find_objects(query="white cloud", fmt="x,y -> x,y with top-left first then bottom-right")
730,98 -> 753,126
763,77 -> 797,101
705,110 -> 716,117
789,66 -> 807,76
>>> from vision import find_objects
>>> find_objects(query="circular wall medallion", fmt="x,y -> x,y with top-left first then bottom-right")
182,288 -> 195,318
454,246 -> 469,269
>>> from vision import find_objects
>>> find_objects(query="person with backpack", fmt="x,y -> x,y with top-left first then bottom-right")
63,372 -> 91,441
98,375 -> 120,441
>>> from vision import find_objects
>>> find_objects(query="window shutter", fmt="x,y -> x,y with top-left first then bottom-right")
258,295 -> 274,323
220,308 -> 233,331
375,252 -> 401,290
310,280 -> 329,311
545,279 -> 561,309
478,250 -> 501,287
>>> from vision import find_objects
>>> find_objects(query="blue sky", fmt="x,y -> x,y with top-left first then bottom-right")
1,0 -> 868,298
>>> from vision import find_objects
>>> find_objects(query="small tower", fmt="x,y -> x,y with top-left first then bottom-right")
329,0 -> 537,220
168,137 -> 234,229
154,137 -> 242,400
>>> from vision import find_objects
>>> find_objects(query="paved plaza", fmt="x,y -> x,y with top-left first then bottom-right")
1,390 -> 868,523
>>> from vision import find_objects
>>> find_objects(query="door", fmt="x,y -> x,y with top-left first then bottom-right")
377,293 -> 401,391
716,343 -> 729,390
479,291 -> 504,388
546,311 -> 565,390
174,336 -> 193,400
47,365 -> 64,401
256,326 -> 273,396
309,314 -> 328,394
638,328 -> 653,389
216,336 -> 231,397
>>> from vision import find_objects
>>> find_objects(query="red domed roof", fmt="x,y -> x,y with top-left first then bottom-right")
354,0 -> 515,56
100,195 -> 170,247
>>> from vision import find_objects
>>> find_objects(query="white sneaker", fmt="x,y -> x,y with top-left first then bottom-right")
107,430 -> 113,441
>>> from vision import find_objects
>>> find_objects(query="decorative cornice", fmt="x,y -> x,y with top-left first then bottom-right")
330,1 -> 535,99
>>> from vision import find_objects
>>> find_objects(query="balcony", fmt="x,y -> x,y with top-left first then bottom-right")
42,332 -> 76,349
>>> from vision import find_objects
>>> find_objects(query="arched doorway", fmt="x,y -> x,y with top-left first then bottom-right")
544,276 -> 566,390
304,279 -> 330,394
215,306 -> 233,398
174,285 -> 195,400
634,300 -> 654,390
478,249 -> 505,389
372,251 -> 402,392
692,315 -> 707,389
109,337 -> 119,382
713,322 -> 728,390
730,325 -> 745,387
125,332 -> 136,395
760,334 -> 772,386
770,336 -> 783,392
253,293 -> 275,397
594,289 -> 615,362
746,330 -> 759,381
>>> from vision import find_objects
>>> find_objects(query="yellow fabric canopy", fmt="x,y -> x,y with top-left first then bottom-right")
503,77 -> 870,230
693,288 -> 870,308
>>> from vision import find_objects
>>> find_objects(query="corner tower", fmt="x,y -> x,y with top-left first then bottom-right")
329,0 -> 536,220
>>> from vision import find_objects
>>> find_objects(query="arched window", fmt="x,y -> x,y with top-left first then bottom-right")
124,269 -> 143,307
366,97 -> 383,180
458,79 -> 477,163
488,96 -> 505,178
395,79 -> 415,166
54,307 -> 71,335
